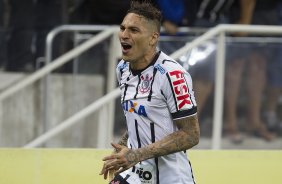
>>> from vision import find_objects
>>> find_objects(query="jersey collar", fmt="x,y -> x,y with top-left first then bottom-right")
130,51 -> 161,76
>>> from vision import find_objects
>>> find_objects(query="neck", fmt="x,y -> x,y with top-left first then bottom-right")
130,49 -> 157,70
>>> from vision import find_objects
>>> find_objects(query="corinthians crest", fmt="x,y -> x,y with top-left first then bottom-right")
139,74 -> 153,94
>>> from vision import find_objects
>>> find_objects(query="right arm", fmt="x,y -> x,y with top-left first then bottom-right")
117,131 -> 128,147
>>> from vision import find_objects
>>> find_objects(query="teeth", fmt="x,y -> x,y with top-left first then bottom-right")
122,43 -> 130,46
121,43 -> 132,50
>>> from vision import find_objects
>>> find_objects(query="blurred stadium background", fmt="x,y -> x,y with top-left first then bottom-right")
0,24 -> 282,149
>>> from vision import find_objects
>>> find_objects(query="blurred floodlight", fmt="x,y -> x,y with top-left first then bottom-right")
179,41 -> 216,71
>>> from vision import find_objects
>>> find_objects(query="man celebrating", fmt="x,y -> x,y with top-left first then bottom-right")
100,1 -> 200,183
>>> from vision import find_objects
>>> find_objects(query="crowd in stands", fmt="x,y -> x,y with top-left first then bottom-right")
0,0 -> 281,143
0,0 -> 67,72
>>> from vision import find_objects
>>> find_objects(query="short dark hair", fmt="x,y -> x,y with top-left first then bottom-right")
127,1 -> 162,32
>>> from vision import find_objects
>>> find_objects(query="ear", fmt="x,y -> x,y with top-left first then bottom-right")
150,32 -> 159,46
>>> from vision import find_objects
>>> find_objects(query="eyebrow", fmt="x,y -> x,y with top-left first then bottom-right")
120,24 -> 141,31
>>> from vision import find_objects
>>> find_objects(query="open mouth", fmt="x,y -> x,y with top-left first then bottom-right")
121,42 -> 132,53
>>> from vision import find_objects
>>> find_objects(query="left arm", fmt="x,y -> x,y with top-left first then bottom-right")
100,114 -> 200,176
135,115 -> 200,159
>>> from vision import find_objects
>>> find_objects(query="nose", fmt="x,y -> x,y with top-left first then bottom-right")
119,29 -> 129,39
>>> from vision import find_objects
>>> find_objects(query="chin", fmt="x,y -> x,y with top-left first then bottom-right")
121,55 -> 132,62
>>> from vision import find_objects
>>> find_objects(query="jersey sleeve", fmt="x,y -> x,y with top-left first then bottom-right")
161,63 -> 197,120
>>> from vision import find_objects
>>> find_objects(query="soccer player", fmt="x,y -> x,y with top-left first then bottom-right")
99,1 -> 200,184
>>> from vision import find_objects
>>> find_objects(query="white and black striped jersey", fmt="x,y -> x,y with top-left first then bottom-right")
116,51 -> 197,184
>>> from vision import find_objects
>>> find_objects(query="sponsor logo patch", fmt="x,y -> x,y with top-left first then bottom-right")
155,64 -> 165,74
168,70 -> 192,110
122,100 -> 148,117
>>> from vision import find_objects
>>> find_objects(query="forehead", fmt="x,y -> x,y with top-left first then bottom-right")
121,13 -> 149,28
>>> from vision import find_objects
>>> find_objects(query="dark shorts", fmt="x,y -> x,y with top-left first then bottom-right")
226,40 -> 282,86
189,38 -> 281,84
109,174 -> 129,184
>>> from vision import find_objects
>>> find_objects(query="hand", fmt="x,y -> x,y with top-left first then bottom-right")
99,144 -> 119,180
99,143 -> 141,179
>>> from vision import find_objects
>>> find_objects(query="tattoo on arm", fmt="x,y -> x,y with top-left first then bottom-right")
118,131 -> 128,147
137,115 -> 200,161
175,115 -> 200,148
125,149 -> 142,165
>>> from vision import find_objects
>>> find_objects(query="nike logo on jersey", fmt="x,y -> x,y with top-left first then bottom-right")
168,70 -> 192,110
122,100 -> 148,117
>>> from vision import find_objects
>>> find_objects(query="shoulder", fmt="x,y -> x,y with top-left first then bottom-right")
155,52 -> 187,75
154,52 -> 191,90
117,60 -> 129,70
116,60 -> 129,73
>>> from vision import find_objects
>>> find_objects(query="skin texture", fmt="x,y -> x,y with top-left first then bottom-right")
117,131 -> 128,147
234,0 -> 256,36
119,13 -> 159,70
99,11 -> 200,180
100,115 -> 200,179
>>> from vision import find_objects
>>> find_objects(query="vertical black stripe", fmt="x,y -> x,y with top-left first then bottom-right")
166,73 -> 178,110
148,68 -> 157,101
135,120 -> 141,148
122,84 -> 128,103
134,74 -> 141,99
122,77 -> 130,103
160,90 -> 167,100
150,123 -> 155,143
150,123 -> 159,184
119,61 -> 125,77
189,160 -> 196,184
154,158 -> 160,184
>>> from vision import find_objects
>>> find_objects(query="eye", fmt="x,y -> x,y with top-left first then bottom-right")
131,28 -> 138,33
120,25 -> 125,32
